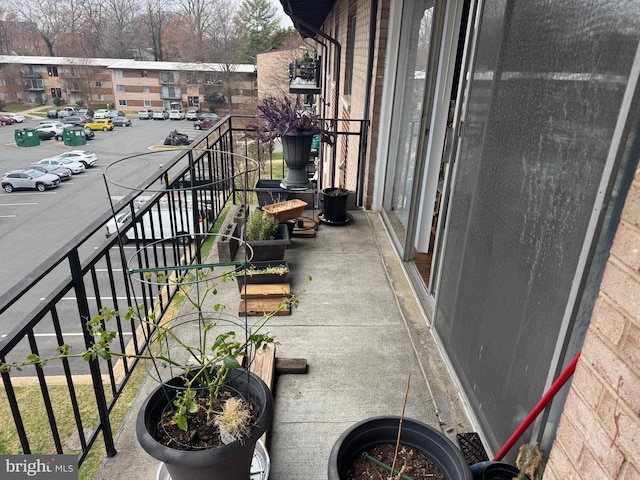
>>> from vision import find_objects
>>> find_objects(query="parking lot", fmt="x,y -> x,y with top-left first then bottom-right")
0,114 -> 214,330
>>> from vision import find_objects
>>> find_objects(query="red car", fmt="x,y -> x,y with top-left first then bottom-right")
0,116 -> 16,126
193,119 -> 214,130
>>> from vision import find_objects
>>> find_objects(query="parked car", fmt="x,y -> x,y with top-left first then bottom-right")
0,115 -> 16,125
186,109 -> 199,120
152,109 -> 169,120
62,116 -> 88,125
112,116 -> 132,127
138,109 -> 152,120
83,127 -> 96,140
47,109 -> 59,119
93,109 -> 110,119
57,107 -> 77,118
164,130 -> 190,146
2,168 -> 61,192
36,157 -> 86,174
85,118 -> 114,131
77,108 -> 93,118
27,163 -> 72,181
199,113 -> 220,122
169,109 -> 185,120
36,123 -> 65,140
51,150 -> 98,168
193,119 -> 215,130
107,110 -> 125,119
36,129 -> 56,141
3,113 -> 25,123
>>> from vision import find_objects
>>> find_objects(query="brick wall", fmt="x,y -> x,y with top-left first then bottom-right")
544,165 -> 640,479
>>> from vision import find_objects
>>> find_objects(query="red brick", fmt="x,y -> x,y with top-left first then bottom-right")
622,323 -> 640,375
610,221 -> 640,272
579,448 -> 611,478
590,297 -> 626,346
554,414 -> 583,461
545,442 -> 577,480
571,361 -> 603,409
620,183 -> 640,229
583,333 -> 640,414
624,462 -> 640,479
599,263 -> 640,319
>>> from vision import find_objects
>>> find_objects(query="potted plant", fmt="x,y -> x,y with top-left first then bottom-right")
320,160 -> 351,225
328,416 -> 473,480
1,269 -> 308,480
244,209 -> 291,262
234,261 -> 290,291
245,96 -> 334,189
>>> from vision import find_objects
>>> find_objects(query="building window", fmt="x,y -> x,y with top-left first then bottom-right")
344,14 -> 356,96
97,94 -> 104,101
96,81 -> 102,87
114,70 -> 123,77
117,85 -> 125,92
47,66 -> 58,77
141,71 -> 147,77
144,100 -> 151,107
50,88 -> 61,98
142,86 -> 149,93
118,99 -> 127,106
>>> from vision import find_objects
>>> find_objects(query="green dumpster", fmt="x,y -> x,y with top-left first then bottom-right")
63,126 -> 87,147
15,129 -> 41,147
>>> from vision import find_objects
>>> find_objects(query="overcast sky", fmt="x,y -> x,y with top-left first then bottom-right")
271,0 -> 294,27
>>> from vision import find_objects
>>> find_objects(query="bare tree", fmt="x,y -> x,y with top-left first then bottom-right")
142,0 -> 171,61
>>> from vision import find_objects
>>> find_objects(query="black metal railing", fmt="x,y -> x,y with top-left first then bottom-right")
0,114 -> 368,474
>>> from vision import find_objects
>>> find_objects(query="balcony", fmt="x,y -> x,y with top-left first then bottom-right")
21,70 -> 41,78
289,57 -> 321,95
0,116 -> 471,479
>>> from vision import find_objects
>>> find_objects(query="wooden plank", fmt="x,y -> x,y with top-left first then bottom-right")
241,283 -> 291,299
238,298 -> 291,316
275,357 -> 308,374
250,346 -> 276,448
293,216 -> 318,237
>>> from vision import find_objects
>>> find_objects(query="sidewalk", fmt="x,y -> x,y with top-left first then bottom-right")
95,208 -> 473,480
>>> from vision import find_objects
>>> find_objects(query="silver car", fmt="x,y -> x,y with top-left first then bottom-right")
2,168 -> 61,192
36,157 -> 86,174
28,163 -> 73,181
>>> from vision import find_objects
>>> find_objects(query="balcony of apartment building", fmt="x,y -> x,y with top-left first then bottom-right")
23,79 -> 45,91
289,56 -> 321,95
21,69 -> 42,78
0,113 -> 470,480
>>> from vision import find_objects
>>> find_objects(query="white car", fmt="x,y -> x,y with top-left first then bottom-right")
2,168 -> 61,192
138,109 -> 151,120
152,109 -> 169,120
169,109 -> 185,120
93,109 -> 110,119
36,157 -> 86,174
186,109 -> 199,120
4,113 -> 25,123
36,122 -> 65,140
48,150 -> 98,168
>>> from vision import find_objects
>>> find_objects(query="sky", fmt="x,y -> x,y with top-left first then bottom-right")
270,0 -> 294,27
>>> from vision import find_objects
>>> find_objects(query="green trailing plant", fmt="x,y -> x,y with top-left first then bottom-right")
246,209 -> 278,241
1,267 -> 310,441
239,264 -> 289,277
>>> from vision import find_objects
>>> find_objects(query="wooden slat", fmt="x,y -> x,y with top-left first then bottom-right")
250,346 -> 276,447
275,357 -> 308,374
238,298 -> 291,316
293,216 -> 318,237
241,283 -> 291,299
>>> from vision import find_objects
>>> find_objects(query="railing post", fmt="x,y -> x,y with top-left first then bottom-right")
68,249 -> 118,458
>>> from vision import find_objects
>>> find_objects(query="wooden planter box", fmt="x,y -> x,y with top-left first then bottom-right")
262,199 -> 308,223
235,260 -> 290,291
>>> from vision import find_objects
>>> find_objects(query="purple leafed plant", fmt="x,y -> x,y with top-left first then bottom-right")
244,96 -> 334,145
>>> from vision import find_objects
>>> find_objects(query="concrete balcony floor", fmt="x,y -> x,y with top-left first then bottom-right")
95,209 -> 472,480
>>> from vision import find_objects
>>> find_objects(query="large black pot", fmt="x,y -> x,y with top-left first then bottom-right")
320,188 -> 350,225
136,370 -> 273,480
281,132 -> 315,189
328,416 -> 473,480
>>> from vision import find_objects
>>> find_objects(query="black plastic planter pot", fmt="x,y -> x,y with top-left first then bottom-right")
245,223 -> 291,262
281,132 -> 315,189
328,416 -> 472,480
136,370 -> 274,480
320,188 -> 351,225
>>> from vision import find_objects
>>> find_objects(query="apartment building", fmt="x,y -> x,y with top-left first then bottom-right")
0,55 -> 257,113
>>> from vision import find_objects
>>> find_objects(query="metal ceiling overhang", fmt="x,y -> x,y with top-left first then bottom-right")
279,0 -> 337,38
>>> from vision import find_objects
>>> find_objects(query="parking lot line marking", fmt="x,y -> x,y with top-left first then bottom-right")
0,215 -> 17,218
0,203 -> 38,206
